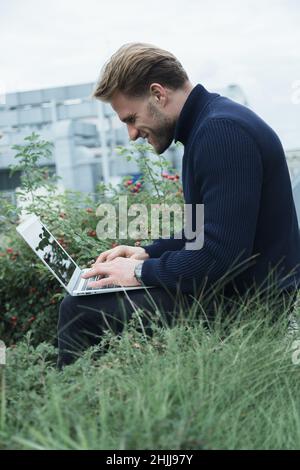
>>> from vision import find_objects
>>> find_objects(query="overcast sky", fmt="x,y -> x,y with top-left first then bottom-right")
1,0 -> 299,149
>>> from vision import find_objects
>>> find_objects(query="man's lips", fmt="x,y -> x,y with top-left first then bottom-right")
140,133 -> 153,145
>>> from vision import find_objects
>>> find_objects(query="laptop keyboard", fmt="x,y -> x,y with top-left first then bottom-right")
82,275 -> 100,290
82,275 -> 117,291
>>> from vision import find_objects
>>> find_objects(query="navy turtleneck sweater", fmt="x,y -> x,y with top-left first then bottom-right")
141,84 -> 300,296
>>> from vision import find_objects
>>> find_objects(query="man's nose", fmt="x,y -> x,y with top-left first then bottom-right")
127,124 -> 140,141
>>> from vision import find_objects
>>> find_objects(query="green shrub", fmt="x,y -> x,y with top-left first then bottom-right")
0,133 -> 184,346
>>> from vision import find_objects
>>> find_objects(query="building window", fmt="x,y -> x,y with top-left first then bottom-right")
0,169 -> 22,191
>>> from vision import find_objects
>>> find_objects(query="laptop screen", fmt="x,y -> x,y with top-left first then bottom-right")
17,216 -> 78,287
34,225 -> 77,285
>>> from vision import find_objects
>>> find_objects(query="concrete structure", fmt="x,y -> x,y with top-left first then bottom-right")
286,149 -> 300,226
218,83 -> 249,106
286,148 -> 300,182
0,83 -> 136,198
0,81 -> 266,201
292,175 -> 300,226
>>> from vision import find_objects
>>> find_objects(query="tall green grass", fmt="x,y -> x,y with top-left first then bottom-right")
0,294 -> 300,450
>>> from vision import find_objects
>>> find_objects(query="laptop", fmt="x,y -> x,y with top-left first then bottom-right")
16,213 -> 149,296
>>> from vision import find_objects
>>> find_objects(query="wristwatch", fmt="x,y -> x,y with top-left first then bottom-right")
134,262 -> 144,285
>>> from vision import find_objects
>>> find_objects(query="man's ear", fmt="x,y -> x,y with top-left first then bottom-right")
149,83 -> 166,104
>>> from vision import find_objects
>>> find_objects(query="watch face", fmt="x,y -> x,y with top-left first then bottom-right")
135,263 -> 143,280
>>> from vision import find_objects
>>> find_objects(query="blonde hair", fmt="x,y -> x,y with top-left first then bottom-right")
93,42 -> 189,102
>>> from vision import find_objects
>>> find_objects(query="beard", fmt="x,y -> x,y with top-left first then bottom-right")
146,102 -> 177,154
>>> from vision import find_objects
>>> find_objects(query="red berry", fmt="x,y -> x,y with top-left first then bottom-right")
132,185 -> 141,193
86,208 -> 94,213
6,248 -> 14,254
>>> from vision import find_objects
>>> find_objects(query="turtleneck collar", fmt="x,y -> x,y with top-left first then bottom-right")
174,84 -> 220,145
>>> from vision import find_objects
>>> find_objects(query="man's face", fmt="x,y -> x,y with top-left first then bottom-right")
110,90 -> 176,155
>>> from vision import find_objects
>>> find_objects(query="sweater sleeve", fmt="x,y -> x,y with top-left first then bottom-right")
141,119 -> 263,292
142,233 -> 186,258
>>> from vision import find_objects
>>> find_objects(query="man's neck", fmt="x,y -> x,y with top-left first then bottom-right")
171,81 -> 195,121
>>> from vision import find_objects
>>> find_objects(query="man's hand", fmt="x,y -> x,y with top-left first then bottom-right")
81,257 -> 144,288
93,245 -> 149,265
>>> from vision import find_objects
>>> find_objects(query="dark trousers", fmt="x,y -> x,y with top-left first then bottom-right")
56,286 -> 298,369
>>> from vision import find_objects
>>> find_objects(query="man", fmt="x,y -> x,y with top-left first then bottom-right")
57,43 -> 300,369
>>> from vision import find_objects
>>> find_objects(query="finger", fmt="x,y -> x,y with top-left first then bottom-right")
81,265 -> 111,278
95,249 -> 113,263
106,249 -> 124,261
92,256 -> 119,266
87,276 -> 118,288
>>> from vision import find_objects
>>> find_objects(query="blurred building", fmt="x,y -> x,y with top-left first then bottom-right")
286,149 -> 300,226
286,148 -> 300,182
0,83 -> 130,200
1,81 -> 280,202
217,83 -> 249,106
